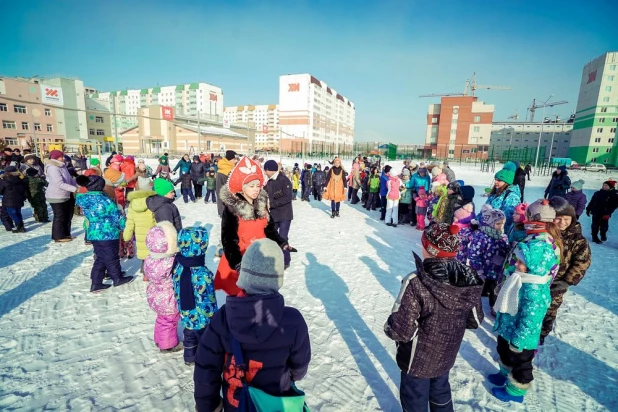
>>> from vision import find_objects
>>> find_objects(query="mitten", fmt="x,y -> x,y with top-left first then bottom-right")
603,215 -> 611,220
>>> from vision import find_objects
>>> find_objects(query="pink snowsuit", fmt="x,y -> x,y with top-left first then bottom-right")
144,222 -> 180,350
414,193 -> 429,230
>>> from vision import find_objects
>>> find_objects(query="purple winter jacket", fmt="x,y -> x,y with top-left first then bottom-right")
565,190 -> 587,218
193,293 -> 311,412
44,159 -> 77,201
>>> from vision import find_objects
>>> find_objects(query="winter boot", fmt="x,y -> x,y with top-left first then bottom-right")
336,211 -> 340,217
160,342 -> 183,353
488,373 -> 508,386
491,386 -> 524,403
90,284 -> 112,293
592,234 -> 602,244
12,225 -> 26,233
114,276 -> 136,287
331,211 -> 336,219
600,231 -> 607,242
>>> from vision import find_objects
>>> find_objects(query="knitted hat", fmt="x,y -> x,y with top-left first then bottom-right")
4,166 -> 17,173
418,167 -> 427,174
557,165 -> 567,173
49,150 -> 64,160
237,239 -> 284,295
494,161 -> 516,185
447,181 -> 461,194
402,168 -> 411,177
111,154 -> 123,163
153,178 -> 175,196
83,168 -> 98,177
603,180 -> 616,189
3,147 -> 12,153
389,168 -> 398,178
514,240 -> 557,276
571,179 -> 584,191
431,167 -> 443,177
480,204 -> 506,227
24,154 -> 36,162
90,158 -> 100,166
513,203 -> 529,223
225,150 -> 237,161
549,196 -> 576,220
125,155 -> 134,162
227,156 -> 264,194
460,185 -> 475,204
76,175 -> 105,192
454,203 -> 474,223
193,155 -> 200,161
159,155 -> 168,165
264,159 -> 278,172
421,223 -> 461,258
418,186 -> 427,196
26,168 -> 39,177
526,199 -> 556,222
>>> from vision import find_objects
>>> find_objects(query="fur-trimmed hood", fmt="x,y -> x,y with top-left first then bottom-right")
220,184 -> 269,220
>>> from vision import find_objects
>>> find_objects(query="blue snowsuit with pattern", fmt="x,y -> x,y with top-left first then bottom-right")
477,184 -> 521,234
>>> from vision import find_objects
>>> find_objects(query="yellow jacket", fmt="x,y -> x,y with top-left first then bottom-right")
123,190 -> 157,259
292,174 -> 300,190
217,158 -> 235,177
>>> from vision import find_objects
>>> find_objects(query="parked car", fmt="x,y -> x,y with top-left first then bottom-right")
584,163 -> 607,172
568,163 -> 582,170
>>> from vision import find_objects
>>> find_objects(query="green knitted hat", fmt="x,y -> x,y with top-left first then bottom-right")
90,158 -> 100,166
495,161 -> 516,185
153,178 -> 174,196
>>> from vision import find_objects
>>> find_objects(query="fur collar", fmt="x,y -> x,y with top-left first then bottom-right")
46,158 -> 65,167
220,184 -> 269,220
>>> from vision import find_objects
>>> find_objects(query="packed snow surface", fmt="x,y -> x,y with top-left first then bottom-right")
0,159 -> 617,411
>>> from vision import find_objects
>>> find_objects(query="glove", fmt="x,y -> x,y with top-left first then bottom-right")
586,210 -> 591,217
603,215 -> 611,220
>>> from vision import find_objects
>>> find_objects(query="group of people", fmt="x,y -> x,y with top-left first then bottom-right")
2,145 -> 618,410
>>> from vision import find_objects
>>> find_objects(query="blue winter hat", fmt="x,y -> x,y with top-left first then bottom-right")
494,161 -> 517,185
514,240 -> 557,277
264,160 -> 278,171
177,226 -> 209,257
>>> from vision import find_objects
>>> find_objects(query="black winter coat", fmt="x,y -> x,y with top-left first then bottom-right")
264,173 -> 293,222
0,173 -> 28,208
302,169 -> 313,187
586,189 -> 618,217
313,170 -> 327,188
545,171 -> 571,199
514,168 -> 526,195
175,173 -> 193,190
190,161 -> 206,183
72,156 -> 88,171
146,195 -> 182,232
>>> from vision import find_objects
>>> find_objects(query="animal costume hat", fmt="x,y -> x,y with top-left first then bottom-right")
227,156 -> 264,194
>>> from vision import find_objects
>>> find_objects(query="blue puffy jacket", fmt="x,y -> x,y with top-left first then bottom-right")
409,172 -> 431,193
76,192 -> 126,241
477,184 -> 522,234
379,172 -> 389,196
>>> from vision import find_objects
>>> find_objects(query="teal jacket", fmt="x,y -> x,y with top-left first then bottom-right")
76,192 -> 126,241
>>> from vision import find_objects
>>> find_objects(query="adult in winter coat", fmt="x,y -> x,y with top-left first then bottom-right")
190,155 -> 206,199
544,165 -> 571,199
301,163 -> 313,201
144,222 -> 181,352
216,150 -> 237,216
123,190 -> 157,261
442,161 -> 456,183
585,180 -> 618,243
349,162 -> 362,204
565,179 -> 586,219
385,168 -> 402,227
72,153 -> 88,172
45,150 -> 77,242
477,161 -> 521,234
324,157 -> 347,218
524,164 -> 532,180
541,198 -> 591,343
385,223 -> 483,411
120,155 -> 138,195
194,239 -> 311,412
172,154 -> 192,175
313,164 -> 327,201
20,154 -> 45,177
379,165 -> 391,220
146,178 -> 182,232
513,161 -> 527,202
215,156 -> 290,296
25,168 -> 49,223
263,160 -> 294,269
0,166 -> 28,232
410,167 -> 431,194
105,151 -> 117,167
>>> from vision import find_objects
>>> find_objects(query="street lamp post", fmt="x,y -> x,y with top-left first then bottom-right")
533,95 -> 553,170
547,115 -> 559,167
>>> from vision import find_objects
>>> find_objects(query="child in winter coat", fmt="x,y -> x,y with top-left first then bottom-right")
146,178 -> 182,232
365,168 -> 380,211
507,203 -> 528,246
414,186 -> 429,230
385,169 -> 402,227
75,175 -> 135,292
0,166 -> 28,233
398,169 -> 413,224
385,223 -> 484,411
434,181 -> 462,225
490,238 -> 557,403
198,168 -> 217,204
586,180 -> 618,243
25,168 -> 49,223
427,184 -> 445,224
144,222 -> 182,352
292,170 -> 300,200
173,226 -> 218,364
194,239 -> 311,411
565,180 -> 586,219
175,169 -> 195,203
453,202 -> 475,261
468,205 -> 509,310
124,190 -> 157,277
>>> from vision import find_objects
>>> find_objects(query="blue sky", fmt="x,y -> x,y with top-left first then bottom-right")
2,0 -> 617,143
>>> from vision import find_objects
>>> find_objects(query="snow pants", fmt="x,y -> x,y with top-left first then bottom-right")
365,192 -> 378,210
330,201 -> 341,212
386,199 -> 400,225
183,328 -> 205,363
591,214 -> 609,238
204,189 -> 216,203
380,195 -> 388,220
541,284 -> 569,338
496,335 -> 535,385
274,220 -> 292,266
350,188 -> 360,204
193,181 -> 203,198
154,313 -> 180,350
181,188 -> 195,203
91,240 -> 123,286
482,279 -> 499,307
5,207 -> 23,227
400,371 -> 453,412
0,206 -> 13,230
302,185 -> 312,201
399,203 -> 410,224
50,199 -> 73,241
417,214 -> 426,230
31,194 -> 49,222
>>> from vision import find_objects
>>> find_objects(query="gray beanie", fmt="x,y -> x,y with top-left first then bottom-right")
526,199 -> 556,223
237,239 -> 284,295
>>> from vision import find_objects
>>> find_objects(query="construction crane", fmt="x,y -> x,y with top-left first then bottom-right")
528,98 -> 568,122
508,109 -> 519,121
419,72 -> 511,98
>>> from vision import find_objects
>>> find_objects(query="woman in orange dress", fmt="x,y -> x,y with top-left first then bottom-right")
323,157 -> 348,218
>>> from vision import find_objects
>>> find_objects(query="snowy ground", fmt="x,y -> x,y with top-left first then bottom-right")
0,160 -> 617,411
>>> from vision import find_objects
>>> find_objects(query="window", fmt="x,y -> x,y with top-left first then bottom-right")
599,118 -> 606,123
46,124 -> 53,132
451,119 -> 458,124
611,65 -> 617,70
604,158 -> 609,163
14,105 -> 27,114
34,123 -> 41,131
601,108 -> 608,113
613,118 -> 618,123
609,76 -> 615,81
473,126 -> 480,132
448,149 -> 454,155
591,157 -> 597,162
449,139 -> 456,144
592,148 -> 599,153
0,103 -> 6,111
95,116 -> 104,123
474,116 -> 481,122
21,122 -> 28,130
606,148 -> 612,153
597,128 -> 604,133
45,108 -> 51,116
451,129 -> 457,135
606,86 -> 612,92
89,129 -> 95,135
603,97 -> 610,102
96,129 -> 105,136
594,138 -> 601,142
611,129 -> 617,134
5,138 -> 18,146
2,120 -> 16,129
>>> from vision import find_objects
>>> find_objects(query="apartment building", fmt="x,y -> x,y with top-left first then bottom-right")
223,104 -> 278,149
425,96 -> 494,159
490,121 -> 574,161
279,74 -> 355,153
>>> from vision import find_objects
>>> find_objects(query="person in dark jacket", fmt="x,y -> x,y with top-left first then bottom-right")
12,148 -> 24,165
175,170 -> 196,203
544,165 -> 571,199
565,179 -> 587,219
586,180 -> 618,243
146,178 -> 182,232
105,151 -> 117,167
385,223 -> 484,412
542,198 -> 591,343
513,161 -> 527,202
198,167 -> 217,204
301,164 -> 313,201
189,155 -> 206,199
20,154 -> 45,177
524,163 -> 532,180
313,164 -> 327,201
172,154 -> 192,175
442,161 -> 456,183
264,160 -> 294,269
194,238 -> 311,412
72,153 -> 88,173
379,165 -> 392,221
25,168 -> 49,222
0,166 -> 28,233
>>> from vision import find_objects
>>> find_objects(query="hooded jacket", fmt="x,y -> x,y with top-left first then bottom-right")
385,254 -> 484,378
146,195 -> 182,232
556,222 -> 591,286
44,159 -> 77,202
190,160 -> 206,183
216,158 -> 236,215
443,166 -> 456,183
123,190 -> 157,259
75,191 -> 126,241
172,157 -> 192,173
145,221 -> 180,316
564,190 -> 587,217
193,292 -> 311,412
264,172 -> 293,223
586,189 -> 618,217
120,158 -> 137,189
478,184 -> 521,234
0,172 -> 28,208
467,225 -> 509,280
410,172 -> 431,193
545,170 -> 571,199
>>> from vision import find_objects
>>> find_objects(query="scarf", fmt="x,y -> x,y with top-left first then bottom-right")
494,271 -> 551,316
480,225 -> 505,240
524,221 -> 547,234
174,254 -> 206,311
